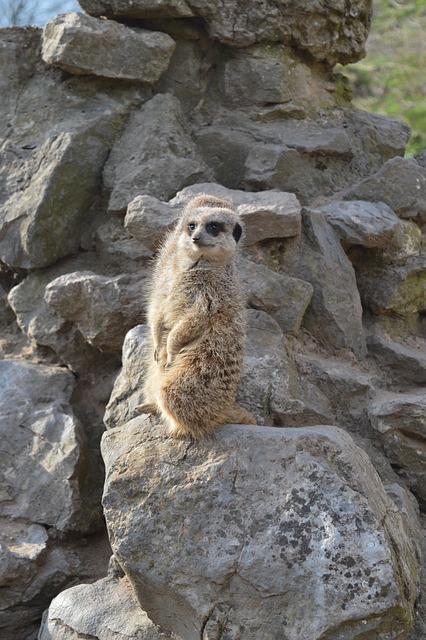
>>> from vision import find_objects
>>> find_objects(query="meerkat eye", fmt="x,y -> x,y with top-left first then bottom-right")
188,223 -> 196,233
206,221 -> 225,236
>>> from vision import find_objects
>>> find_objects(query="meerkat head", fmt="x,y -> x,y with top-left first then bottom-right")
177,195 -> 243,264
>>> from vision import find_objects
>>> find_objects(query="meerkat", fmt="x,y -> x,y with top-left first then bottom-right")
137,194 -> 256,439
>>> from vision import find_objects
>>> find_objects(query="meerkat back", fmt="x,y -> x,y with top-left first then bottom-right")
140,194 -> 256,438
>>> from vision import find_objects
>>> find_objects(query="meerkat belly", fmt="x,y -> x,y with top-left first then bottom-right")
174,318 -> 243,381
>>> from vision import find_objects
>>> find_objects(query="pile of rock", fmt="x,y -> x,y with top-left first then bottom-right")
0,0 -> 425,638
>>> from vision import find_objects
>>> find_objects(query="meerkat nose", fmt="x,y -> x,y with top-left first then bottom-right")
192,236 -> 201,244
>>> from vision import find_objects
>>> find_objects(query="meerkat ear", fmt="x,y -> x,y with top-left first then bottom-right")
232,223 -> 242,243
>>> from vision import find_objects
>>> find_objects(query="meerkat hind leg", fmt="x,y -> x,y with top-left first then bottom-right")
223,403 -> 257,426
135,401 -> 158,415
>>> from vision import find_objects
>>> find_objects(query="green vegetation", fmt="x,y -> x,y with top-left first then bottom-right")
339,0 -> 426,156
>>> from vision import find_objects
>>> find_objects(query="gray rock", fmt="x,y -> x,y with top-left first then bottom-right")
38,575 -> 161,640
355,255 -> 426,319
346,110 -> 411,165
220,45 -> 334,109
79,0 -> 372,66
195,115 -> 362,203
367,334 -> 426,386
104,324 -> 150,430
0,126 -> 109,269
0,519 -> 71,640
42,13 -> 176,83
102,417 -> 418,640
369,393 -> 426,509
238,257 -> 313,333
7,260 -> 119,372
317,200 -> 402,248
296,353 -> 375,430
345,157 -> 426,221
45,271 -> 149,353
79,0 -> 195,19
0,28 -> 140,270
239,310 -> 332,426
95,217 -> 153,270
125,195 -> 179,251
103,93 -> 212,213
0,359 -> 99,533
377,219 -> 422,265
281,209 -> 367,357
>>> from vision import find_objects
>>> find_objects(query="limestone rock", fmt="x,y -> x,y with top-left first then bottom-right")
104,324 -> 150,430
281,209 -> 367,357
38,575 -> 161,640
377,219 -> 423,265
79,0 -> 195,19
367,334 -> 426,386
0,28 -> 140,270
317,200 -> 402,248
0,520 -> 71,640
369,393 -> 426,509
42,13 -> 176,82
219,45 -> 334,109
355,255 -> 426,318
345,157 -> 426,221
95,217 -> 153,270
195,115 -> 354,203
44,271 -> 149,353
296,353 -> 375,429
79,0 -> 372,67
0,126 -> 109,269
346,110 -> 410,164
103,93 -> 212,213
125,195 -> 179,251
102,417 -> 418,640
7,261 -> 119,372
125,184 -> 301,249
239,310 -> 332,426
238,257 -> 313,333
0,359 -> 99,532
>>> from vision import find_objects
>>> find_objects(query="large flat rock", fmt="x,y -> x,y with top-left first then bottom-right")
42,13 -> 176,82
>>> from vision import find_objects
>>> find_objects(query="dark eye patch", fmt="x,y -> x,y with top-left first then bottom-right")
188,222 -> 196,234
206,221 -> 225,237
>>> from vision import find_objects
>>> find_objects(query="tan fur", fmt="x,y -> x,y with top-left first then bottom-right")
137,194 -> 256,438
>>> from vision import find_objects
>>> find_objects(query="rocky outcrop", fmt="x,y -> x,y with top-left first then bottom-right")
101,417 -> 418,640
78,0 -> 372,66
0,1 -> 425,638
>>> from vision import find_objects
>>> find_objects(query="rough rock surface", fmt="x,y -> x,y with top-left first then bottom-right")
103,93 -> 212,212
0,3 -> 425,639
345,157 -> 426,221
102,417 -> 418,640
78,0 -> 372,66
104,324 -> 149,430
38,575 -> 162,640
0,359 -> 99,533
280,208 -> 367,357
317,200 -> 402,248
0,520 -> 72,640
44,271 -> 148,352
42,13 -> 176,82
369,393 -> 426,509
239,310 -> 332,426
